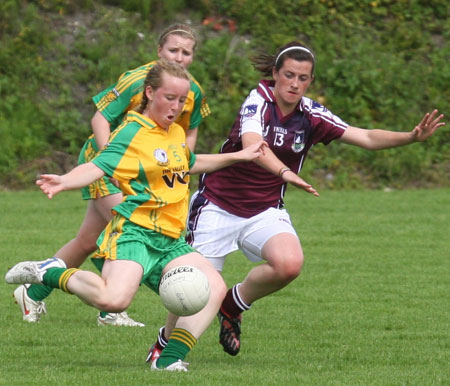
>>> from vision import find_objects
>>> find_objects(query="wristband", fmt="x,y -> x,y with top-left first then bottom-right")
278,166 -> 290,177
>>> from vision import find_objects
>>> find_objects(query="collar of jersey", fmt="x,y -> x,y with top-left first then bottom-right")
259,79 -> 304,112
142,59 -> 194,85
126,111 -> 158,130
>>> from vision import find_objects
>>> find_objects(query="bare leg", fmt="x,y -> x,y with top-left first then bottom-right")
66,259 -> 143,312
54,193 -> 122,268
239,232 -> 304,304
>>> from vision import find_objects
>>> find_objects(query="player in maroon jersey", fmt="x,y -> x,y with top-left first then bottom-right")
146,41 -> 445,362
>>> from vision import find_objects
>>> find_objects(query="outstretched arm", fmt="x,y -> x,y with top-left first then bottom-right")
339,110 -> 445,150
190,140 -> 267,175
242,132 -> 319,197
36,162 -> 105,199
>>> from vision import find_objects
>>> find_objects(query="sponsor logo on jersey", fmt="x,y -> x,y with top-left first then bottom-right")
292,130 -> 305,153
243,104 -> 257,117
162,171 -> 189,188
274,126 -> 287,134
154,148 -> 169,166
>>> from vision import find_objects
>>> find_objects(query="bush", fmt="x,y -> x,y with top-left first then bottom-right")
0,0 -> 448,189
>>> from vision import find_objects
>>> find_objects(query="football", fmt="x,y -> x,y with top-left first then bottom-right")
159,265 -> 210,316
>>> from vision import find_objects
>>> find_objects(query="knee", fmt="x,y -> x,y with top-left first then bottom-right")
74,235 -> 98,255
208,271 -> 228,305
275,253 -> 304,282
95,295 -> 131,313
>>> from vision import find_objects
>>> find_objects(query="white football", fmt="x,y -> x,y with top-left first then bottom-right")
159,265 -> 210,316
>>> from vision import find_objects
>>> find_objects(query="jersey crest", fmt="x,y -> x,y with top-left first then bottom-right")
154,148 -> 169,166
292,130 -> 306,153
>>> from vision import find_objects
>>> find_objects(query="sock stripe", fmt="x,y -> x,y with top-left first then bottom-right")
170,328 -> 197,349
58,268 -> 80,293
158,326 -> 168,347
232,283 -> 251,311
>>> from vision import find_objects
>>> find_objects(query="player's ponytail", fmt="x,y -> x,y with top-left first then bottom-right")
137,91 -> 149,114
251,41 -> 315,77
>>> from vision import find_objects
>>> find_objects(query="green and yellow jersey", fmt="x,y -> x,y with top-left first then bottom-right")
91,111 -> 196,239
79,60 -> 209,200
93,60 -> 210,139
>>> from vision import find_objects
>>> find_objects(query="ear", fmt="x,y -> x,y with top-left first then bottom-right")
272,67 -> 279,81
145,85 -> 154,102
157,45 -> 162,59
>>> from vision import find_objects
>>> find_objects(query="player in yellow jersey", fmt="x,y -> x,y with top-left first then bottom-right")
12,24 -> 210,326
6,60 -> 266,372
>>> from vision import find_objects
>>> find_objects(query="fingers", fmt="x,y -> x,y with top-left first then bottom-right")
304,185 -> 320,197
427,109 -> 441,123
247,141 -> 267,159
430,112 -> 445,128
290,175 -> 319,197
414,110 -> 445,142
419,112 -> 430,127
261,141 -> 268,156
424,109 -> 445,128
36,175 -> 59,199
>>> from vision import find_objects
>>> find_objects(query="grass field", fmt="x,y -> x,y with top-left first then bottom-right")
1,188 -> 449,385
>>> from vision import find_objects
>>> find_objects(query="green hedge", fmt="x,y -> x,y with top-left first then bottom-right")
0,0 -> 448,188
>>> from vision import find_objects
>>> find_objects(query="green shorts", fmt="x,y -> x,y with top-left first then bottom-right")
78,135 -> 121,200
91,215 -> 196,293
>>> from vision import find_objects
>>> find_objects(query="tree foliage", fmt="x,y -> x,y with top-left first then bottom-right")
0,0 -> 448,188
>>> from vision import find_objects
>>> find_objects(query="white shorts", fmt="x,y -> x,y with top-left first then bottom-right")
187,193 -> 298,271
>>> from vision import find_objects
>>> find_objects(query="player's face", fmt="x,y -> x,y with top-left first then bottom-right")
158,34 -> 195,69
272,58 -> 314,115
145,73 -> 190,129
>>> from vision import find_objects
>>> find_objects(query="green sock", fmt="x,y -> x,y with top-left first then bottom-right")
99,311 -> 109,318
157,328 -> 197,368
42,267 -> 68,288
26,284 -> 54,302
42,267 -> 80,293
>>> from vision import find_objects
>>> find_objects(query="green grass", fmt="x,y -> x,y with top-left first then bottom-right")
1,188 -> 449,385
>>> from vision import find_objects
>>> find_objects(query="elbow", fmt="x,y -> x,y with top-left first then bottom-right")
362,143 -> 379,151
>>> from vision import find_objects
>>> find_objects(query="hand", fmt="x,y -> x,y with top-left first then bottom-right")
36,174 -> 64,199
241,140 -> 268,161
412,110 -> 445,142
283,171 -> 319,197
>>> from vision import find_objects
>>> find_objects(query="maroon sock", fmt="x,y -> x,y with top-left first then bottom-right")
151,326 -> 167,351
221,283 -> 251,318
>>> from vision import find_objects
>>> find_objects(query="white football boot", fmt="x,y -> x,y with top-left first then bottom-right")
14,284 -> 47,322
5,257 -> 66,284
151,359 -> 189,372
97,311 -> 145,327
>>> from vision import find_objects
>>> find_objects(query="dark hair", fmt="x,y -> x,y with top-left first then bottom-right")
251,41 -> 315,77
158,23 -> 198,51
137,59 -> 190,113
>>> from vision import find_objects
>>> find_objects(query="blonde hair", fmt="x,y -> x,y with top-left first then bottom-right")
137,59 -> 190,113
158,23 -> 197,51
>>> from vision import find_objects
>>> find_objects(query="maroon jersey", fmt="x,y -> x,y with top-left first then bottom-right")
198,80 -> 348,218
